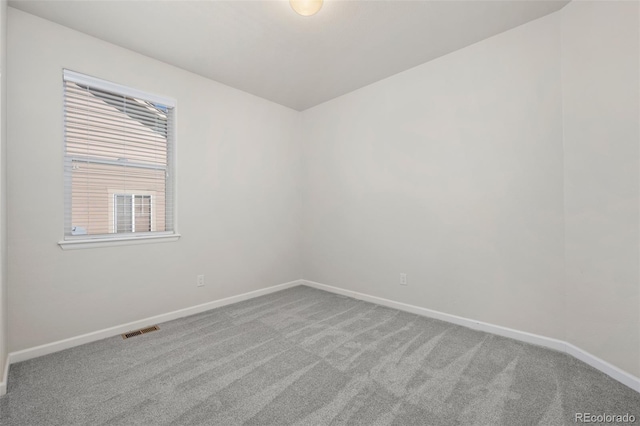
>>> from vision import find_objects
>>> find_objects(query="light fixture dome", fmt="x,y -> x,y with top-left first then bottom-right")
290,0 -> 323,16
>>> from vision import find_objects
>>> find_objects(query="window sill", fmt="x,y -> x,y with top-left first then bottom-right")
58,234 -> 181,250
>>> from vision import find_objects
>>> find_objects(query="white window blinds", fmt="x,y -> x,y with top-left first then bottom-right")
63,70 -> 175,239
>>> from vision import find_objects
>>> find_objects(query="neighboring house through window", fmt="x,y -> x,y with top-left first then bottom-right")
62,70 -> 176,243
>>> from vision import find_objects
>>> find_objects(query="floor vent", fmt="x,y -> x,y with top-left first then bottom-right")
122,325 -> 159,339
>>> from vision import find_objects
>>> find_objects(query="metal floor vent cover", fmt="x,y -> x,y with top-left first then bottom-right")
122,325 -> 159,339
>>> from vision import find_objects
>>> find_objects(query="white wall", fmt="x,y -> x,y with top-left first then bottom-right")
6,8 -> 302,352
302,14 -> 566,340
0,0 -> 7,392
562,1 -> 640,377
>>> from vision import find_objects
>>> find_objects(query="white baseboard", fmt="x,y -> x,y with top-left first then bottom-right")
565,342 -> 640,393
0,356 -> 8,396
7,279 -> 303,366
4,278 -> 639,395
301,279 -> 640,393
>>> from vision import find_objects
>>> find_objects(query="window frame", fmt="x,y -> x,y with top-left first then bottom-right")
58,70 -> 180,250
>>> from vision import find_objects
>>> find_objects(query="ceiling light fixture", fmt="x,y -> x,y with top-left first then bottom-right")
290,0 -> 323,16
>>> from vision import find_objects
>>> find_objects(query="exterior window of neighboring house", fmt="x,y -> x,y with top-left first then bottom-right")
62,70 -> 176,243
114,194 -> 152,233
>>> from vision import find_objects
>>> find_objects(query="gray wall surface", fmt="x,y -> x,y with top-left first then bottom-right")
302,14 -> 565,342
4,2 -> 639,382
562,0 -> 640,377
6,9 -> 303,352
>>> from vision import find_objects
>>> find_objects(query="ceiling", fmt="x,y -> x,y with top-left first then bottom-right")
10,0 -> 569,111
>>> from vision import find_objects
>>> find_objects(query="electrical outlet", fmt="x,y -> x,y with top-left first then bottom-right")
400,273 -> 407,286
197,274 -> 205,287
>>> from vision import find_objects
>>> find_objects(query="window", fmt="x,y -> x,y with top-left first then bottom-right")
62,70 -> 176,246
114,194 -> 152,233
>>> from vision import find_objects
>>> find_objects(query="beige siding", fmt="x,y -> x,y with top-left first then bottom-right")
71,163 -> 166,234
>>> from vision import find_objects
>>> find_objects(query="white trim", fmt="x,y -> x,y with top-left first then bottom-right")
7,279 -> 303,365
58,233 -> 181,250
565,342 -> 640,393
0,356 -> 8,396
169,102 -> 179,241
301,279 -> 640,393
4,279 -> 638,395
70,156 -> 167,171
63,69 -> 175,107
301,280 -> 566,351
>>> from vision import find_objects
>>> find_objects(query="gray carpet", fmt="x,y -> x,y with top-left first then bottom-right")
0,285 -> 638,425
